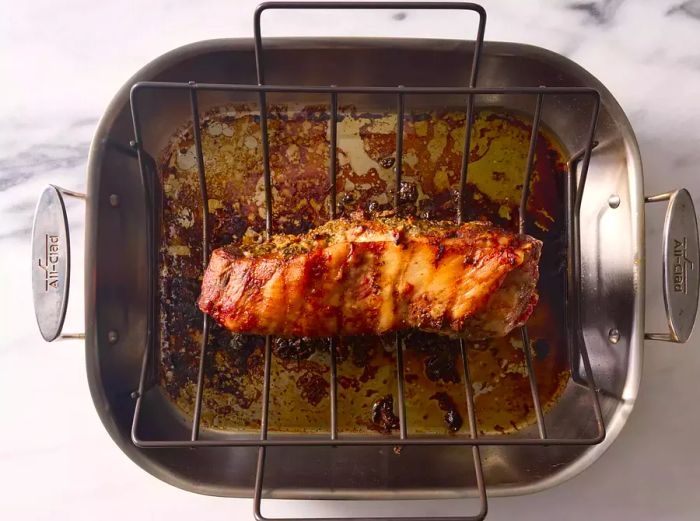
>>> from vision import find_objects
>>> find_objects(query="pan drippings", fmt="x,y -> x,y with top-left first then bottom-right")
158,105 -> 570,436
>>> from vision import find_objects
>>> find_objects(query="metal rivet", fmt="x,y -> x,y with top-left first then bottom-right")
109,194 -> 119,207
608,328 -> 620,344
129,140 -> 137,148
130,391 -> 140,400
608,194 -> 621,209
107,330 -> 119,344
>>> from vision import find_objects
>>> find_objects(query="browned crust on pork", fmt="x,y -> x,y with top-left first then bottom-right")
198,216 -> 541,340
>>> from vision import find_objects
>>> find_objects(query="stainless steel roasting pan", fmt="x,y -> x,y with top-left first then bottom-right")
31,36 -> 699,501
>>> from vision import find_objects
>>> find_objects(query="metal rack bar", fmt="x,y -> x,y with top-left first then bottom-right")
128,99 -> 158,444
457,5 -> 485,224
132,433 -> 608,448
329,339 -> 339,440
518,93 -> 544,233
132,83 -> 600,96
460,340 -> 488,518
329,89 -> 338,219
188,85 -> 212,441
394,89 -> 409,441
259,90 -> 274,237
572,101 -> 606,440
565,150 -> 580,383
254,338 -> 274,519
457,22 -> 482,224
395,89 -> 405,208
520,326 -> 547,439
260,338 -> 274,441
566,143 -> 597,386
395,333 -> 409,441
459,341 -> 479,441
517,93 -> 548,439
518,96 -> 547,436
329,88 -> 339,441
255,43 -> 276,513
254,510 -> 487,521
458,93 -> 476,224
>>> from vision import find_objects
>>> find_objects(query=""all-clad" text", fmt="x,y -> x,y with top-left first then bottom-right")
38,234 -> 60,291
673,237 -> 694,294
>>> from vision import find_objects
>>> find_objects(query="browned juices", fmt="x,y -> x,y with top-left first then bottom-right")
157,105 -> 570,436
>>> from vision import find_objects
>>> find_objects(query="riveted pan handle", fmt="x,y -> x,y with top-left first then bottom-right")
31,185 -> 85,342
645,189 -> 699,343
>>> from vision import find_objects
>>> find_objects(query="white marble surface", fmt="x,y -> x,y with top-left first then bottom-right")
2,0 -> 700,519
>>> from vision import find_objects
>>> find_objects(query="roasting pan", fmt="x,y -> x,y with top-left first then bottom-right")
31,4 -> 700,517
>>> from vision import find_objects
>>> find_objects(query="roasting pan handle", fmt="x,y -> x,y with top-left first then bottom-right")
254,2 -> 487,85
31,185 -> 85,342
645,189 -> 699,343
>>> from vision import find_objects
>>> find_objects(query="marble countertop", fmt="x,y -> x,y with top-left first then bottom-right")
2,0 -> 700,519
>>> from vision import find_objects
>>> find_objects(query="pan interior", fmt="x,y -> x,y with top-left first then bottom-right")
157,102 -> 571,438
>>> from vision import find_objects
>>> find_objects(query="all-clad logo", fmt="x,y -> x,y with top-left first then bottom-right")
672,237 -> 694,294
38,234 -> 60,291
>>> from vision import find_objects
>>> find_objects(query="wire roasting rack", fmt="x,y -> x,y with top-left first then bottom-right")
128,3 -> 605,520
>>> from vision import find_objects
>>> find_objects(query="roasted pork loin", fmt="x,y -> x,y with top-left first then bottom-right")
198,216 -> 541,340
